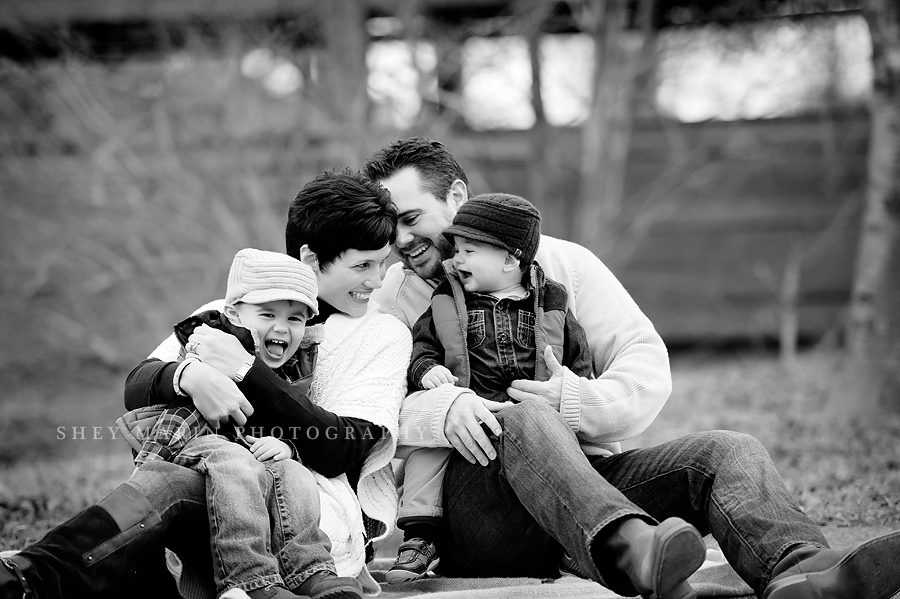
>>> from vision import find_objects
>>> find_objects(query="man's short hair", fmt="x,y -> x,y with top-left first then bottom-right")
285,168 -> 397,268
364,137 -> 470,203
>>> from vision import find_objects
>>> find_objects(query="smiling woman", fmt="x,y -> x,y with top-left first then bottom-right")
303,246 -> 391,318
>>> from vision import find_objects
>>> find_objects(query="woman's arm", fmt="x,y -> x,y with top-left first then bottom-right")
124,358 -> 183,410
124,352 -> 254,429
238,362 -> 382,478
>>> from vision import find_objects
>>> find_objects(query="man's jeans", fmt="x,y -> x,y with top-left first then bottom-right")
439,401 -> 827,596
170,435 -> 334,594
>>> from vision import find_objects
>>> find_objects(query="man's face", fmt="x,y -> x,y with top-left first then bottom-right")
378,167 -> 457,281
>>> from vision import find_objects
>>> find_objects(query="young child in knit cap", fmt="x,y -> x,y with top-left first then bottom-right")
118,248 -> 364,599
387,194 -> 594,583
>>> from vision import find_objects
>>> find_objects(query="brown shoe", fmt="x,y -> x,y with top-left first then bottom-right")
295,571 -> 364,599
246,584 -> 304,599
763,530 -> 900,599
605,517 -> 706,599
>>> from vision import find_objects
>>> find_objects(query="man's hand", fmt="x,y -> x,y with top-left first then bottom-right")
246,435 -> 292,462
188,324 -> 253,380
422,365 -> 458,389
444,393 -> 505,466
507,345 -> 565,410
179,360 -> 254,428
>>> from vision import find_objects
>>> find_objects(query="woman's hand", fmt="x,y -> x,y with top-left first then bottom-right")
188,324 -> 252,379
179,360 -> 254,428
246,435 -> 292,462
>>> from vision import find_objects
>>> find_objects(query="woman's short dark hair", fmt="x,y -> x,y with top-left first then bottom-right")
285,169 -> 397,268
363,137 -> 470,203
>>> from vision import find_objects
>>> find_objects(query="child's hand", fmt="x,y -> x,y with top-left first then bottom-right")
421,366 -> 458,389
245,435 -> 292,462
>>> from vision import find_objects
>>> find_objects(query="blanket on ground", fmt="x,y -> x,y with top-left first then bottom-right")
366,549 -> 754,599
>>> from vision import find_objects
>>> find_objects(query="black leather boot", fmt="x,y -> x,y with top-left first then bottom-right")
595,517 -> 706,599
5,483 -> 176,599
1,553 -> 34,599
764,530 -> 900,599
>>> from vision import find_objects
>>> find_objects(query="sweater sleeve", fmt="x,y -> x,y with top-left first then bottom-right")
123,301 -> 221,410
397,385 -> 472,451
547,238 -> 672,445
124,358 -> 190,410
237,361 -> 382,478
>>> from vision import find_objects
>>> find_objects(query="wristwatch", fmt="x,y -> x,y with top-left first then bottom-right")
233,356 -> 255,382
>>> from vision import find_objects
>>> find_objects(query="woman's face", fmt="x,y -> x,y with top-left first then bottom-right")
315,244 -> 392,317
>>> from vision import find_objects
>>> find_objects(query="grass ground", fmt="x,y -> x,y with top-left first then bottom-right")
1,349 -> 899,552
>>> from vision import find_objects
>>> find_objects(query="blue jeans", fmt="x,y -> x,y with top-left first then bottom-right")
438,401 -> 827,597
170,435 -> 334,593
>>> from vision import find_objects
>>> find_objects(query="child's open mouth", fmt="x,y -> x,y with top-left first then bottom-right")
264,339 -> 288,359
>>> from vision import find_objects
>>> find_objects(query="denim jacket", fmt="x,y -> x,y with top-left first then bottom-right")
408,261 -> 593,403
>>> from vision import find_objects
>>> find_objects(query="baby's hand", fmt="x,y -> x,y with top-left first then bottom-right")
245,435 -> 292,462
421,366 -> 458,390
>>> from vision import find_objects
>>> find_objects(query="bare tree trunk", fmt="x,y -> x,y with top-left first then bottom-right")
525,0 -> 554,207
779,244 -> 803,369
840,0 -> 900,413
571,0 -> 654,259
318,0 -> 369,167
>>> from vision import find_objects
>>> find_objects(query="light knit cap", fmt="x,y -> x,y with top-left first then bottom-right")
225,248 -> 318,316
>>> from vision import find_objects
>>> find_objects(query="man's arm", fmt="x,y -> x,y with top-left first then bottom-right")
398,385 -> 504,466
378,265 -> 506,465
537,236 -> 672,444
386,236 -> 672,457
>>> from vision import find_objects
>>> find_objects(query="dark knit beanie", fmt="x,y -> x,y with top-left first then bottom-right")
443,193 -> 541,266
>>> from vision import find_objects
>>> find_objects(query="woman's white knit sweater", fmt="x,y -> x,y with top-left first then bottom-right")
309,311 -> 411,585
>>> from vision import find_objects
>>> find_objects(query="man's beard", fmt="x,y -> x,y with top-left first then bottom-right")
398,235 -> 455,281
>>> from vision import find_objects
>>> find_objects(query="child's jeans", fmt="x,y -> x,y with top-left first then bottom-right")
397,447 -> 453,529
171,434 -> 335,594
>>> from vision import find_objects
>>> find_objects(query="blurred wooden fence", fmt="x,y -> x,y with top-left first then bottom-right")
0,58 -> 866,368
458,115 -> 866,346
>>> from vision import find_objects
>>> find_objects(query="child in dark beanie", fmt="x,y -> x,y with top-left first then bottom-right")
387,193 -> 594,583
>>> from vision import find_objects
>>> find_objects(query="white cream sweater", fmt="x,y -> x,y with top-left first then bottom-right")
306,310 -> 410,587
372,234 -> 672,457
